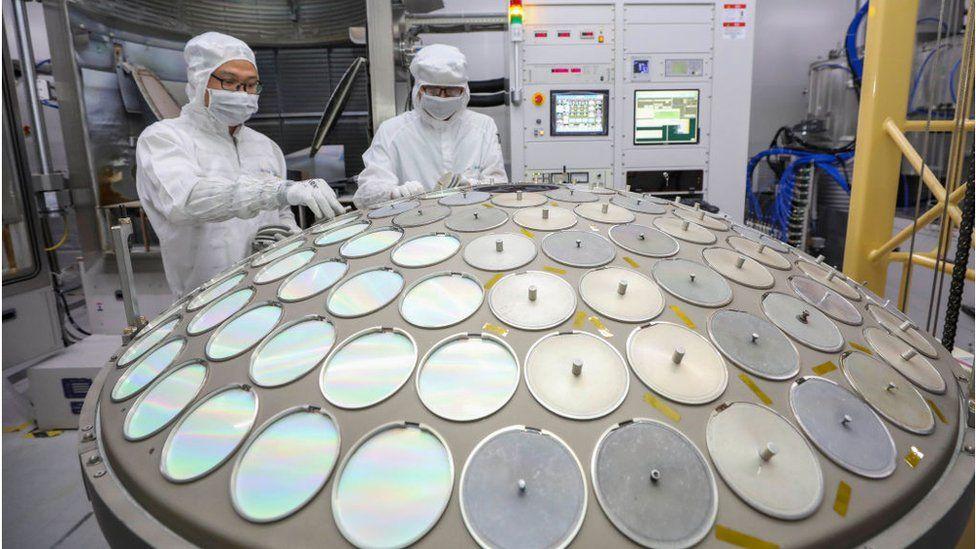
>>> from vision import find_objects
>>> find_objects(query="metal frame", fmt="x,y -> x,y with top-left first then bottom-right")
843,0 -> 975,308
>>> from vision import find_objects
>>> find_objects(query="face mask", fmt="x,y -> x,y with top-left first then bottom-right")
207,89 -> 259,126
420,94 -> 465,121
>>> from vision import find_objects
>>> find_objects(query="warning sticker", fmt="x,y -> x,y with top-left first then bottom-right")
722,3 -> 748,40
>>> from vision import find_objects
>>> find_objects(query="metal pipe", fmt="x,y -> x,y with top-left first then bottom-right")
12,0 -> 52,174
110,217 -> 143,335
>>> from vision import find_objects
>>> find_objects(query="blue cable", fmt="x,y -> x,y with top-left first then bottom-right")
846,2 -> 869,81
949,59 -> 960,102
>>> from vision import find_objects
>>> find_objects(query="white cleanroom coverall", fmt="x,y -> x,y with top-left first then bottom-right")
353,44 -> 508,210
136,32 -> 339,296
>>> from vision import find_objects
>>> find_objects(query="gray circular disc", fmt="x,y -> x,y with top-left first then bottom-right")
574,202 -> 636,224
841,352 -> 935,434
393,205 -> 452,228
866,304 -> 939,358
706,402 -> 824,520
789,376 -> 898,478
546,187 -> 599,203
652,258 -> 733,307
439,190 -> 491,206
795,260 -> 862,301
400,272 -> 484,329
367,199 -> 421,219
445,207 -> 509,232
491,192 -> 548,208
708,310 -> 800,380
310,212 -> 361,234
513,206 -> 578,231
610,194 -> 666,214
488,271 -> 577,330
568,183 -> 616,195
464,233 -> 537,271
579,267 -> 665,323
653,216 -> 717,244
460,426 -> 586,549
789,276 -> 863,325
591,419 -> 717,549
541,231 -> 616,268
524,331 -> 629,420
626,322 -> 729,405
732,225 -> 789,252
702,247 -> 775,289
608,224 -> 679,258
864,326 -> 946,394
726,236 -> 792,270
673,207 -> 730,231
761,292 -> 844,352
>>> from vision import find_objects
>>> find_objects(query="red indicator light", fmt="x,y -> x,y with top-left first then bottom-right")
581,32 -> 594,37
535,31 -> 548,37
551,68 -> 569,73
557,31 -> 571,37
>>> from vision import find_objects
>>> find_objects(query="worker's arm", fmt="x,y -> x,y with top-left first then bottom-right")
135,126 -> 281,226
478,118 -> 509,183
267,140 -> 301,232
353,122 -> 402,210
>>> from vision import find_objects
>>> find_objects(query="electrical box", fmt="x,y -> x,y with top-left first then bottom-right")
508,0 -> 755,220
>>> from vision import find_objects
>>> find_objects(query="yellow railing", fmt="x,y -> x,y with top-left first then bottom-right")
843,0 -> 974,312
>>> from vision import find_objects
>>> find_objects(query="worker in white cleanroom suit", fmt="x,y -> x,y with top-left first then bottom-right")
136,32 -> 344,296
352,44 -> 508,210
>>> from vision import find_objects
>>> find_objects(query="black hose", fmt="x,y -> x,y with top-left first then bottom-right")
941,160 -> 974,350
469,78 -> 506,93
57,290 -> 91,336
469,91 -> 507,108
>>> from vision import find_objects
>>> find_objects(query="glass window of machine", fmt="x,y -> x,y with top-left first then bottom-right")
550,90 -> 609,136
633,89 -> 700,145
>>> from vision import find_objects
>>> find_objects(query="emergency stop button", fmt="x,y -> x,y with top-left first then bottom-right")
532,92 -> 545,106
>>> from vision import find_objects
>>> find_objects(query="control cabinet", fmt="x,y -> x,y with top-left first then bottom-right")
508,0 -> 755,221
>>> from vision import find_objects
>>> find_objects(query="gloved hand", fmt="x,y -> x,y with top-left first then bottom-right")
389,180 -> 426,200
280,179 -> 344,220
250,224 -> 296,253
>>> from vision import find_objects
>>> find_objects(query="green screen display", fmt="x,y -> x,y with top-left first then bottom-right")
633,90 -> 700,145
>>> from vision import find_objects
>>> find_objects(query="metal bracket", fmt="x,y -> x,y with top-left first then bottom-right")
110,216 -> 145,342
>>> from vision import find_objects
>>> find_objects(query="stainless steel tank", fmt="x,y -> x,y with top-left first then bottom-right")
77,185 -> 974,548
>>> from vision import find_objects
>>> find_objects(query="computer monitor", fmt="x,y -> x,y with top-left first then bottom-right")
550,90 -> 609,136
633,89 -> 700,145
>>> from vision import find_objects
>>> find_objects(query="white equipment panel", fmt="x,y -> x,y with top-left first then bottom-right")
508,0 -> 756,221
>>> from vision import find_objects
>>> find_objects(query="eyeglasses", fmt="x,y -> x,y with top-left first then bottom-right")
210,74 -> 263,95
422,85 -> 464,98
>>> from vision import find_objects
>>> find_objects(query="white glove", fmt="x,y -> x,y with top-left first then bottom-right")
280,179 -> 344,220
390,181 -> 426,200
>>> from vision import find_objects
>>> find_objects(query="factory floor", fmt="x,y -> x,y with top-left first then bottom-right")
0,215 -> 972,549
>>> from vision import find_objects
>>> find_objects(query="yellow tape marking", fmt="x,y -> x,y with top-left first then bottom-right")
669,305 -> 696,329
927,399 -> 948,424
3,422 -> 32,433
481,202 -> 494,208
738,373 -> 773,405
23,429 -> 63,439
482,323 -> 509,337
714,525 -> 779,549
904,446 -> 924,468
589,225 -> 600,232
643,393 -> 681,423
833,481 -> 851,517
849,341 -> 873,355
623,256 -> 640,269
520,228 -> 535,239
588,315 -> 613,338
812,360 -> 838,376
550,201 -> 559,206
543,265 -> 567,275
484,273 -> 504,291
573,311 -> 587,329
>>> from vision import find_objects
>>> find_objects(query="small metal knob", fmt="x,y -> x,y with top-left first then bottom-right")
572,359 -> 583,376
797,310 -> 810,324
617,280 -> 628,296
757,243 -> 767,254
681,220 -> 690,231
528,285 -> 537,302
638,232 -> 646,241
518,478 -> 527,493
576,239 -> 582,248
759,442 -> 778,462
900,349 -> 917,361
649,469 -> 661,483
671,347 -> 685,365
601,203 -> 609,214
496,239 -> 504,252
735,256 -> 746,269
750,333 -> 760,343
542,208 -> 550,220
517,190 -> 523,200
841,414 -> 853,427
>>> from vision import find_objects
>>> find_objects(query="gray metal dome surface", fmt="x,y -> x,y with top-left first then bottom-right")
78,185 -> 974,548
